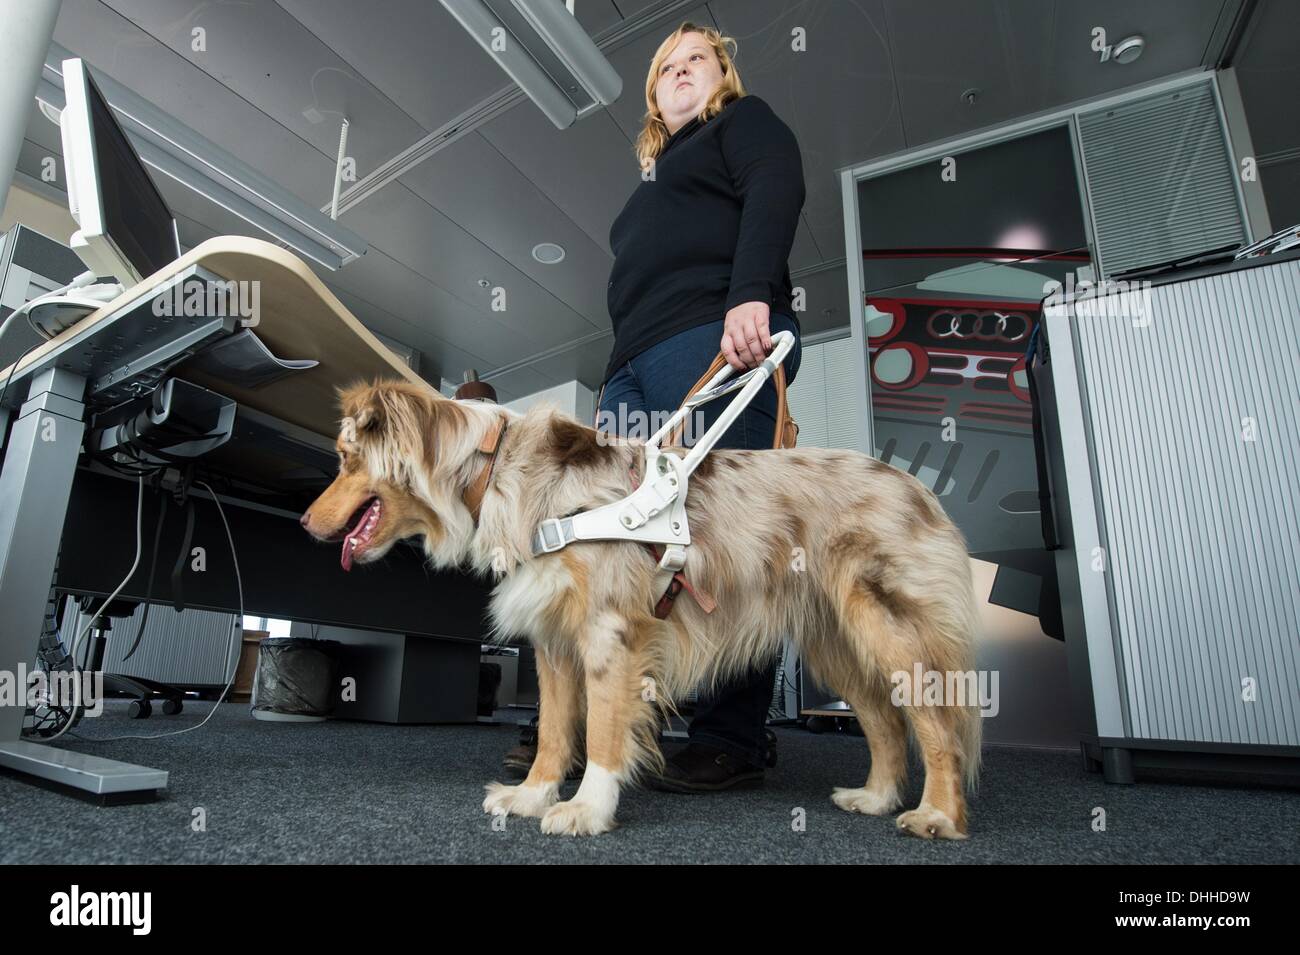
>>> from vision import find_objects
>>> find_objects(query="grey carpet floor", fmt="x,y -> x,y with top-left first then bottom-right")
1,701 -> 1296,864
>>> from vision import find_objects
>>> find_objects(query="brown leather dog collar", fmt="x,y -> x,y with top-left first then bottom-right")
462,415 -> 508,524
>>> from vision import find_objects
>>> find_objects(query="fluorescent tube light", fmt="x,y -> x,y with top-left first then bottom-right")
438,0 -> 622,129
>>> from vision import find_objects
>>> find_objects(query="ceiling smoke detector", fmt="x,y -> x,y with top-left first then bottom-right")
532,242 -> 566,265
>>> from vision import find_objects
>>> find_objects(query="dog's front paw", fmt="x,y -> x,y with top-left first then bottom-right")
482,780 -> 559,818
540,799 -> 616,836
831,785 -> 903,816
895,804 -> 967,840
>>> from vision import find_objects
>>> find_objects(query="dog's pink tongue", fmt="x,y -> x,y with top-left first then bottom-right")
340,499 -> 377,572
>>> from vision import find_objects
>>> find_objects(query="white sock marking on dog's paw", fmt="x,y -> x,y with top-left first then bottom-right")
895,804 -> 967,840
539,799 -> 616,836
538,763 -> 620,835
831,785 -> 903,816
482,780 -> 559,818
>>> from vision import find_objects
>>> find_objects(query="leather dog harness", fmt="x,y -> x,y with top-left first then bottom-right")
462,415 -> 507,523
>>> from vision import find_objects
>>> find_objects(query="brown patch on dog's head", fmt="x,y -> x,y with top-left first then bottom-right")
337,379 -> 470,472
301,379 -> 466,570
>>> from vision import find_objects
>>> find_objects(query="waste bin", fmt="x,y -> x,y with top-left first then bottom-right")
251,637 -> 341,722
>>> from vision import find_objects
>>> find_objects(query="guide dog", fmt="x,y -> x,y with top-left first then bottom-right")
300,379 -> 982,838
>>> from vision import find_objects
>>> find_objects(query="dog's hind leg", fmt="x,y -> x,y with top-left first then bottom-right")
483,646 -> 581,819
893,700 -> 970,840
833,579 -> 973,840
541,610 -> 655,836
829,673 -> 909,817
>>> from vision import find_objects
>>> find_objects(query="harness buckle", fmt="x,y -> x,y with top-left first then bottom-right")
658,544 -> 687,575
533,517 -> 571,554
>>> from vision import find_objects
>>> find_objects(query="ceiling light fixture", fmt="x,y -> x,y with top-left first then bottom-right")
437,0 -> 622,129
328,0 -> 697,218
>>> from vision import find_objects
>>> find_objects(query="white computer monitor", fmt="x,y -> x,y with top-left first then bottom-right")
59,58 -> 180,286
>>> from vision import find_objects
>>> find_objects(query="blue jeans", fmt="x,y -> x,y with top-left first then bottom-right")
596,314 -> 802,766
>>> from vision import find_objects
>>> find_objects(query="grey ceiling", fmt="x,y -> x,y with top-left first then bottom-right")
1233,0 -> 1300,230
17,0 -> 1259,401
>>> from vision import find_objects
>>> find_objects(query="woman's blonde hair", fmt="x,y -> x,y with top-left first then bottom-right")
634,22 -> 746,170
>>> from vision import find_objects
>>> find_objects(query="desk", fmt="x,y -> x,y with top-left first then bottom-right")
0,237 -> 492,797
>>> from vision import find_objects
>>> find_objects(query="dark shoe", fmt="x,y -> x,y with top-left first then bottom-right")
501,741 -> 585,781
649,742 -> 764,793
502,717 -> 541,779
502,742 -> 536,779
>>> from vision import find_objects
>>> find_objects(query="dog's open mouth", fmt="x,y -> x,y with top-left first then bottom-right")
340,496 -> 382,572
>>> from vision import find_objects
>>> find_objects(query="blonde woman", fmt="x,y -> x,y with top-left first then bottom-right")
506,22 -> 806,791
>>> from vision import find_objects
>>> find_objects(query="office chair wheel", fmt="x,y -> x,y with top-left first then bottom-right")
162,698 -> 183,716
128,699 -> 153,719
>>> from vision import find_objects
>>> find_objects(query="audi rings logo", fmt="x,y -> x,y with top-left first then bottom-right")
927,309 -> 1029,343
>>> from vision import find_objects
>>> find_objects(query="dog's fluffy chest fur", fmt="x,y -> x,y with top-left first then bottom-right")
489,556 -> 585,645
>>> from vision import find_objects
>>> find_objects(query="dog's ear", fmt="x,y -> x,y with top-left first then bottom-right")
354,402 -> 382,433
355,385 -> 387,433
338,381 -> 391,440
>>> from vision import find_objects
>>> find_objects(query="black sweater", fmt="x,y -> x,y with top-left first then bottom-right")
603,95 -> 806,384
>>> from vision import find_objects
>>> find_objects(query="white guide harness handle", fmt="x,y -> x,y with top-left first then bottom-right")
640,330 -> 796,483
530,331 -> 796,572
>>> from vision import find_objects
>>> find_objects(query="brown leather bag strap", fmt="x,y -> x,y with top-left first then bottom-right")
666,351 -> 797,450
773,362 -> 791,450
664,352 -> 728,447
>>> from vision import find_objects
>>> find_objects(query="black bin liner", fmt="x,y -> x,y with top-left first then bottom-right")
478,661 -> 502,717
253,638 -> 341,718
